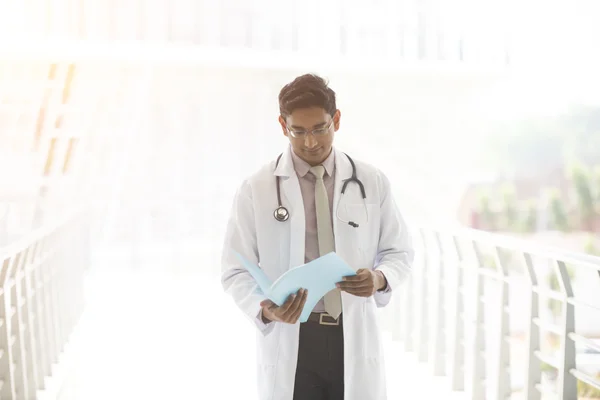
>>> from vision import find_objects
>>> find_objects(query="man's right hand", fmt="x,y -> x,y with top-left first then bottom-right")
260,288 -> 308,324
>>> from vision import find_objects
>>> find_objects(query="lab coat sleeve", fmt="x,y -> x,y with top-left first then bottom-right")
221,181 -> 275,336
373,170 -> 414,307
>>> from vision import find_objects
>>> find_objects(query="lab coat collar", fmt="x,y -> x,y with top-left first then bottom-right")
332,147 -> 352,183
274,144 -> 338,178
273,145 -> 294,177
290,147 -> 335,178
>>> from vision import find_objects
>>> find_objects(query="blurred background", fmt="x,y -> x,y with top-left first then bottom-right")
0,0 -> 599,399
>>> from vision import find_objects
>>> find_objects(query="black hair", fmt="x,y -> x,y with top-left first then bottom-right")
278,74 -> 337,118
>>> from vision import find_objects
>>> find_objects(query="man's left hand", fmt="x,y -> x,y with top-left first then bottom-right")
336,269 -> 387,297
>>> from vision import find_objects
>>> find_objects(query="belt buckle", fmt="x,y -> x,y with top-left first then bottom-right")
319,313 -> 339,326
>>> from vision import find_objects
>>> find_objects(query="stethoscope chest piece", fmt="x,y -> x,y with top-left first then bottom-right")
274,206 -> 289,222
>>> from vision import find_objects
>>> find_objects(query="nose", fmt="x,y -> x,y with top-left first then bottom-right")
303,133 -> 318,148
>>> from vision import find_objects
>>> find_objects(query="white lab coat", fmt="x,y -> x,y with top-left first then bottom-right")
221,146 -> 414,400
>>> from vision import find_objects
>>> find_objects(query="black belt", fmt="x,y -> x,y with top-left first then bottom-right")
306,312 -> 342,326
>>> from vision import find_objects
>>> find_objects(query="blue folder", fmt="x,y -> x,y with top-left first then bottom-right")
233,251 -> 357,323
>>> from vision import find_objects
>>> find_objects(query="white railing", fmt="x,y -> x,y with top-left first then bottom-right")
0,209 -> 88,399
388,224 -> 600,399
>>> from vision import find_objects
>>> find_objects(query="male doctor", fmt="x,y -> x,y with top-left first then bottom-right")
221,74 -> 414,400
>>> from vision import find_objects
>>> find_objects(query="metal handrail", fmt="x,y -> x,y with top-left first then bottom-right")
0,209 -> 88,398
0,208 -> 85,256
388,225 -> 600,400
569,333 -> 600,353
570,369 -> 600,391
426,224 -> 600,270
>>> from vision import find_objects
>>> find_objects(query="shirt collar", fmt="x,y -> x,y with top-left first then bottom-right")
290,147 -> 336,178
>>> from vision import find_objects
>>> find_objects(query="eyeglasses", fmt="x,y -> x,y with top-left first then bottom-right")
286,119 -> 334,139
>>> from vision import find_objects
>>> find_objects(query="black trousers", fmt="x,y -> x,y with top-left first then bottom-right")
293,314 -> 344,400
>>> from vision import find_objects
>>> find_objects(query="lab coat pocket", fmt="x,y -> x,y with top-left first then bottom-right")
343,204 -> 380,266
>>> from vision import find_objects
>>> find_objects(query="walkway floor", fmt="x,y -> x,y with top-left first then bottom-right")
46,268 -> 467,399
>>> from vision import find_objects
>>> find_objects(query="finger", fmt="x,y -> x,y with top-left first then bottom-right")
337,281 -> 373,290
282,289 -> 304,320
277,293 -> 298,316
259,300 -> 278,321
342,272 -> 369,282
337,282 -> 373,292
290,290 -> 308,323
261,300 -> 278,316
342,274 -> 367,282
338,280 -> 373,287
289,289 -> 305,305
260,299 -> 275,308
288,289 -> 307,322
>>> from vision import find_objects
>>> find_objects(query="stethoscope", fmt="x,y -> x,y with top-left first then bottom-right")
274,152 -> 368,228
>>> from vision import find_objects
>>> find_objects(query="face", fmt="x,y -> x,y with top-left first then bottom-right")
278,107 -> 341,166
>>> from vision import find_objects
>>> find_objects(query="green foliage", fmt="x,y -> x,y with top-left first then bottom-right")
523,200 -> 537,232
469,162 -> 600,233
594,165 -> 600,202
584,236 -> 600,256
540,362 -> 552,372
478,191 -> 496,230
540,362 -> 557,377
570,163 -> 595,211
481,253 -> 497,270
569,163 -> 596,229
547,188 -> 569,231
578,374 -> 600,398
501,184 -> 518,230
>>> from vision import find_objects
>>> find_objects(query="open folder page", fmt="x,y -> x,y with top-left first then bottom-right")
233,251 -> 356,323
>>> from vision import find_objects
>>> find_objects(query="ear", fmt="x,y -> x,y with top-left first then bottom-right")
333,109 -> 341,131
278,115 -> 289,137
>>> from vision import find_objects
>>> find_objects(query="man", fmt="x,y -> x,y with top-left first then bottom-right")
221,74 -> 413,400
